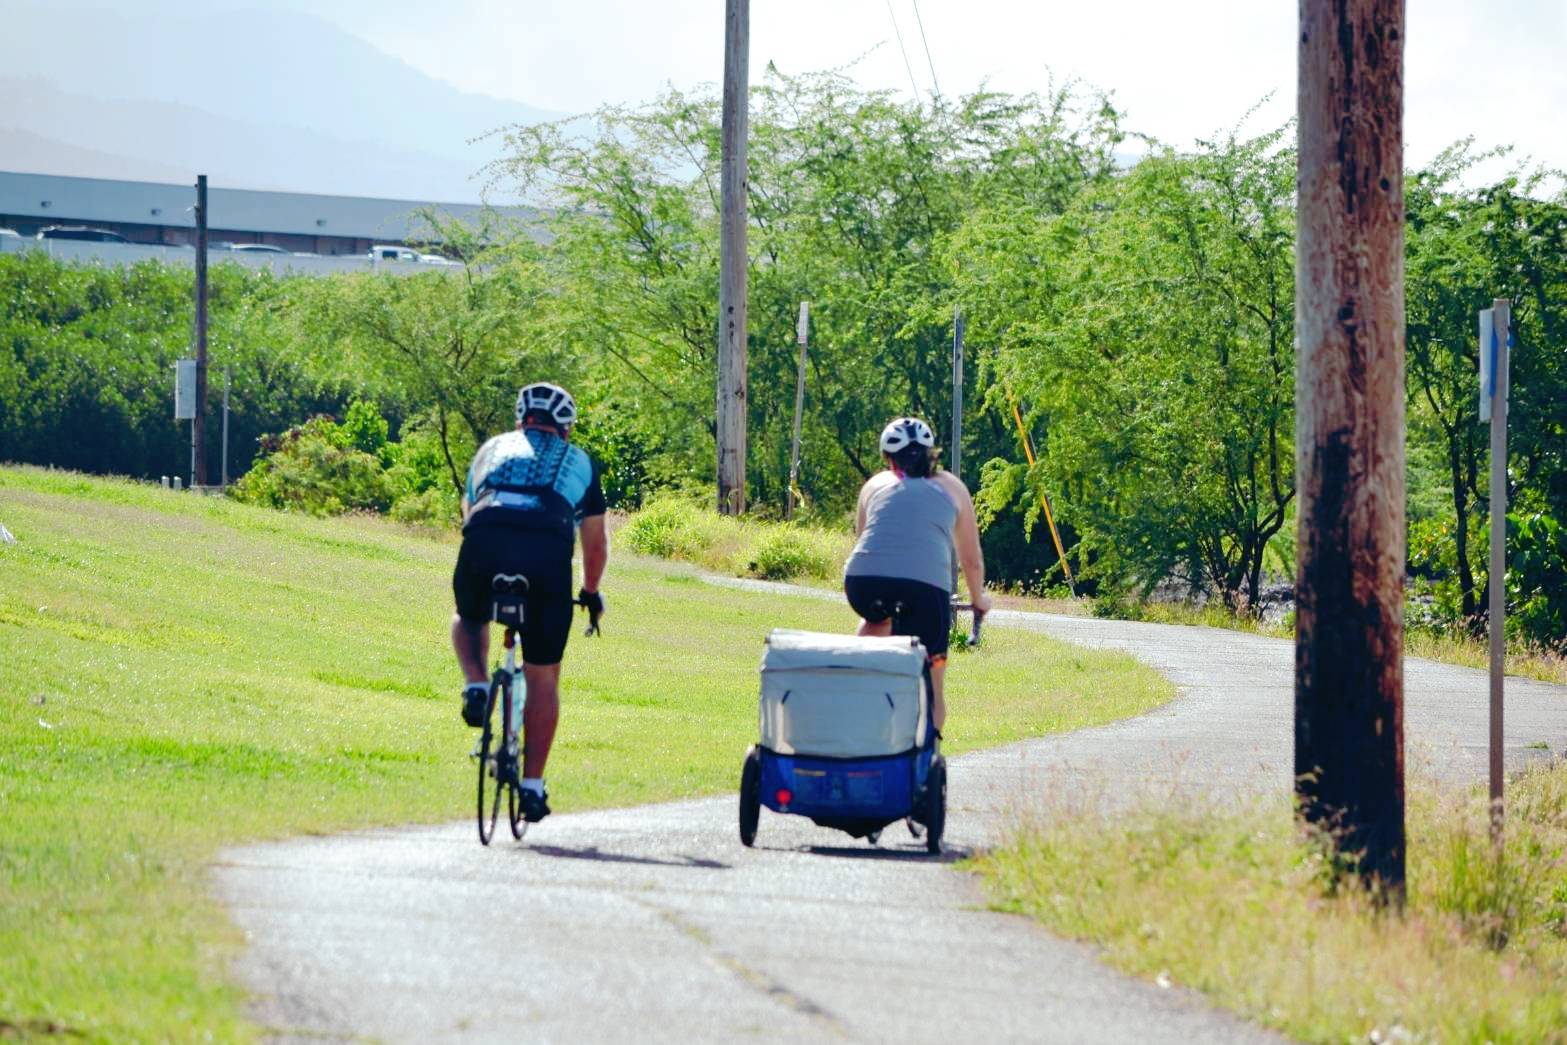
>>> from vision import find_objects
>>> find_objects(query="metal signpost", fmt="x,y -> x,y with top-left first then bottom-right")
174,358 -> 197,486
786,301 -> 809,520
950,305 -> 964,482
1480,299 -> 1511,839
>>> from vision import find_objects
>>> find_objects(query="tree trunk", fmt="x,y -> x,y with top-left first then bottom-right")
1451,437 -> 1476,620
1294,0 -> 1407,895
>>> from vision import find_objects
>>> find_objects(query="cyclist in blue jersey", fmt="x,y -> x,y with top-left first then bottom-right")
451,381 -> 608,823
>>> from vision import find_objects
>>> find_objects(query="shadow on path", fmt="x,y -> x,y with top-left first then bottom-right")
515,843 -> 729,870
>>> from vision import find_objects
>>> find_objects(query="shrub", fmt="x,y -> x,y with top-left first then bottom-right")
619,497 -> 851,581
618,497 -> 730,561
229,417 -> 391,516
747,527 -> 835,581
389,486 -> 460,528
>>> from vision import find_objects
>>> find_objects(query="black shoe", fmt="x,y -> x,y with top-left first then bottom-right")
517,788 -> 551,823
461,684 -> 489,728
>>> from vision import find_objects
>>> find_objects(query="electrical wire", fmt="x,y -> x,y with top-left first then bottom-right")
884,0 -> 924,104
910,0 -> 942,101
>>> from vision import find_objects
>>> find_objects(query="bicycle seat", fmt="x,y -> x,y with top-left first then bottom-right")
490,573 -> 529,626
491,573 -> 530,596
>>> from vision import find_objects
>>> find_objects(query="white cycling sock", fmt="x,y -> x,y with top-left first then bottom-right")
521,777 -> 545,796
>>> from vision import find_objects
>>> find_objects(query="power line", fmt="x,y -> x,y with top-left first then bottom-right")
910,0 -> 942,101
884,0 -> 923,104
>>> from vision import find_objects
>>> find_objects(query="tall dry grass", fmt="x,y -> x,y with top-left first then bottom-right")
975,762 -> 1567,1043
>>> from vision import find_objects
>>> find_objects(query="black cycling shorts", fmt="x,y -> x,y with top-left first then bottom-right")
452,519 -> 574,666
844,574 -> 950,658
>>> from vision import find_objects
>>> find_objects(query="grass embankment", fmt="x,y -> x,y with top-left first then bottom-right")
0,466 -> 1170,1040
975,765 -> 1567,1043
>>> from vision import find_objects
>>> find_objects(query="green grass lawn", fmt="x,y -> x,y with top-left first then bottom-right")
0,466 -> 1171,1040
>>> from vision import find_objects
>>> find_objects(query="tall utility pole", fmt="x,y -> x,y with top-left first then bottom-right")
193,174 -> 210,487
715,0 -> 749,515
1295,0 -> 1407,893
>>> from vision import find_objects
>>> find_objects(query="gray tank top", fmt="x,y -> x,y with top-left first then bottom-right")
844,473 -> 958,592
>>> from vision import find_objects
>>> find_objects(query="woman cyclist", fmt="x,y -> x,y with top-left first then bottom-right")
844,417 -> 991,733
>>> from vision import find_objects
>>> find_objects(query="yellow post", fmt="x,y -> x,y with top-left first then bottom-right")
1009,398 -> 1076,595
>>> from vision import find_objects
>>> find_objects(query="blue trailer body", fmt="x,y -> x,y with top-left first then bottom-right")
758,746 -> 934,828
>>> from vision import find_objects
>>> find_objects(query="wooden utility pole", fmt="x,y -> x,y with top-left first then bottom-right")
716,0 -> 749,515
193,174 -> 209,487
1294,0 -> 1407,892
786,301 -> 809,520
1487,298 -> 1510,839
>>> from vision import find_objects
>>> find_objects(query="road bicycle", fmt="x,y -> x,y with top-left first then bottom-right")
473,573 -> 601,846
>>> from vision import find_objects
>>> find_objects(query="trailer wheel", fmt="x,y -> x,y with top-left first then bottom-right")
924,756 -> 946,854
739,747 -> 761,847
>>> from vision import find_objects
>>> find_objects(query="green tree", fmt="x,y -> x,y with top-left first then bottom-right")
287,235 -> 568,495
489,70 -> 1124,520
956,129 -> 1297,610
1405,145 -> 1567,639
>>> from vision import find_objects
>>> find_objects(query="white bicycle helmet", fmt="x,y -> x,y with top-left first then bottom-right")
879,417 -> 936,454
515,382 -> 578,429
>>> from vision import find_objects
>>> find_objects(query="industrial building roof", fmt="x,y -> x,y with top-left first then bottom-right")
0,170 -> 536,240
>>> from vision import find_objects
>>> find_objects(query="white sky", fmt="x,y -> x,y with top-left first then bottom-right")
294,0 -> 1567,176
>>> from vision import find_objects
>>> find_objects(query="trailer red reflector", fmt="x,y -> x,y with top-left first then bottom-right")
776,788 -> 793,805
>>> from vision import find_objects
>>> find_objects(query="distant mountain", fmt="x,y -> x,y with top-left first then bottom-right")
0,127 -> 210,187
0,1 -> 562,201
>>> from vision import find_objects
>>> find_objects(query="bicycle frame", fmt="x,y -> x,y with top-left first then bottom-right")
499,629 -> 525,763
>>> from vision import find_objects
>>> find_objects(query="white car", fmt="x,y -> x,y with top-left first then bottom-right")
369,244 -> 419,263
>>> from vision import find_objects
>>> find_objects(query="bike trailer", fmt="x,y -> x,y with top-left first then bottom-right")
739,629 -> 945,850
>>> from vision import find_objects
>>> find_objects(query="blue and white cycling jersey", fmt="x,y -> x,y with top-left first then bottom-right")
464,429 -> 605,541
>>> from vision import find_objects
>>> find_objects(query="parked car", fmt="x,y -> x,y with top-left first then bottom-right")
36,225 -> 129,243
231,243 -> 291,254
0,227 -> 21,239
369,244 -> 419,263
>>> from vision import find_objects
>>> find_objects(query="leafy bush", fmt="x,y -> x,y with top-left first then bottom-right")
389,485 -> 459,528
618,497 -> 732,562
619,496 -> 850,581
229,417 -> 391,516
747,527 -> 835,581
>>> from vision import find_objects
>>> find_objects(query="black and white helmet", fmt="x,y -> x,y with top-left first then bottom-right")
879,416 -> 936,454
515,382 -> 578,430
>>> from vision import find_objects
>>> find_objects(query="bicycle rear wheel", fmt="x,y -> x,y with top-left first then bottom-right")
476,682 -> 502,845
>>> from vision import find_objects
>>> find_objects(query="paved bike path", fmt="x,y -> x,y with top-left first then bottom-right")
215,594 -> 1566,1043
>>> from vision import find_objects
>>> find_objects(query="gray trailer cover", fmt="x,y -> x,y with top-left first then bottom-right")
758,629 -> 928,757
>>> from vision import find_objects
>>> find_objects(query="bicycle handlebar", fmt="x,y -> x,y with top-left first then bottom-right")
950,601 -> 986,648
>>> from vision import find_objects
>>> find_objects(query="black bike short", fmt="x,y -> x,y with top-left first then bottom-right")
452,519 -> 574,666
844,574 -> 950,658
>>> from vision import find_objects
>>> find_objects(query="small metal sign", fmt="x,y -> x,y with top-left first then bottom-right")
174,359 -> 197,420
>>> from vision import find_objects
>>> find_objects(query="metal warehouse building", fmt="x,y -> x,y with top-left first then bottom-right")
0,170 -> 531,255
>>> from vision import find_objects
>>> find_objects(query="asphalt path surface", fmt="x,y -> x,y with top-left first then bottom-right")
216,584 -> 1567,1042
